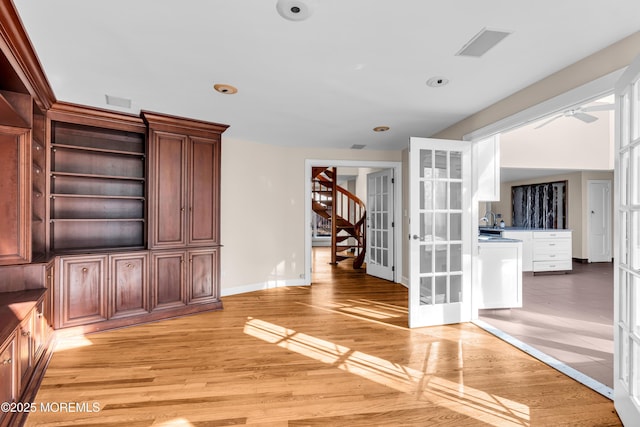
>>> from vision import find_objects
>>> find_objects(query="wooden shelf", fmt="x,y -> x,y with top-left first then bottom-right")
51,143 -> 144,157
50,119 -> 147,252
50,193 -> 145,201
51,171 -> 145,181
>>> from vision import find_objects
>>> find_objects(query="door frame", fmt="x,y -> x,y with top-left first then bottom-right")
587,179 -> 613,263
304,159 -> 403,285
464,69 -> 624,323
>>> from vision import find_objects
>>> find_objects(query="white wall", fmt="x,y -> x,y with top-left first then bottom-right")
500,111 -> 613,170
220,139 -> 401,295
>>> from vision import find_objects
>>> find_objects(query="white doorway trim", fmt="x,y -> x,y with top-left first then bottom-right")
463,69 -> 624,142
304,159 -> 403,286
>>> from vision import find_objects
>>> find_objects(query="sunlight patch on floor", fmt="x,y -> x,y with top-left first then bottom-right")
53,334 -> 93,352
244,317 -> 530,426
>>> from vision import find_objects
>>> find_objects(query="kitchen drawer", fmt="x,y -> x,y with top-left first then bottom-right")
533,231 -> 572,239
533,239 -> 572,254
534,252 -> 571,262
533,260 -> 572,272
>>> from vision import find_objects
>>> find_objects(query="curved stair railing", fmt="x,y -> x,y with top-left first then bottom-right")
311,167 -> 366,268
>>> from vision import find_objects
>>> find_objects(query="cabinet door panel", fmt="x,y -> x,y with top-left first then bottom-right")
18,312 -> 34,385
0,128 -> 30,265
151,251 -> 186,310
110,253 -> 148,318
149,131 -> 187,248
0,336 -> 17,405
188,249 -> 219,304
58,256 -> 107,328
189,137 -> 219,246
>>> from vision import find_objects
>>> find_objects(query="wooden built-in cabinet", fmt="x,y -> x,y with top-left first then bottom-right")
0,290 -> 52,427
188,248 -> 219,304
151,250 -> 186,310
144,111 -> 226,249
55,255 -> 107,329
110,252 -> 149,319
0,332 -> 17,407
49,119 -> 146,252
0,90 -> 32,266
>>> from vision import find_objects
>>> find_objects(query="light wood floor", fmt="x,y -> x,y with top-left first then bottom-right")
26,248 -> 621,426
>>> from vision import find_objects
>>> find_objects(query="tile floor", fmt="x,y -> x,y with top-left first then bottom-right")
479,261 -> 614,389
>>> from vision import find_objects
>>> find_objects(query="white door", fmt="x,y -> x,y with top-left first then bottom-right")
409,137 -> 472,327
366,169 -> 394,281
588,180 -> 612,263
613,54 -> 640,426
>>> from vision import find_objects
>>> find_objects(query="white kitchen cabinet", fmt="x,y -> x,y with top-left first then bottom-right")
478,240 -> 522,309
474,135 -> 500,202
533,230 -> 572,272
502,230 -> 533,271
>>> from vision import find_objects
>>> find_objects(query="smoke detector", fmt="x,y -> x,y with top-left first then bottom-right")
276,0 -> 315,21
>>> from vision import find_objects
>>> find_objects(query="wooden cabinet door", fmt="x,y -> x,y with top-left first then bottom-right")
110,252 -> 149,319
187,249 -> 219,304
0,127 -> 31,265
0,334 -> 17,405
188,136 -> 220,246
57,256 -> 107,328
151,250 -> 186,311
149,130 -> 187,249
18,311 -> 34,387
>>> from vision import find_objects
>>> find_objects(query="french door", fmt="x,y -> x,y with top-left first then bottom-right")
366,169 -> 394,281
614,54 -> 640,425
409,137 -> 472,327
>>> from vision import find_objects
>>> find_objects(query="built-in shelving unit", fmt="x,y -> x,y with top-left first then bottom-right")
31,107 -> 46,260
49,121 -> 146,252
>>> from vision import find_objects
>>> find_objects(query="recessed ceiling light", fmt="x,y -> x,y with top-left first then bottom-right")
373,126 -> 390,132
213,84 -> 238,94
276,0 -> 315,21
426,77 -> 449,88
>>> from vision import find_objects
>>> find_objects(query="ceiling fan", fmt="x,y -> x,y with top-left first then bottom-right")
534,103 -> 614,129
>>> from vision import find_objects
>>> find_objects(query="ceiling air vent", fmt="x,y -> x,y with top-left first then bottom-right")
350,144 -> 366,150
105,94 -> 132,108
455,28 -> 511,58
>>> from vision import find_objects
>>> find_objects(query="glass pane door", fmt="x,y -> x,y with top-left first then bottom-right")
366,169 -> 394,281
614,53 -> 640,426
409,137 -> 471,327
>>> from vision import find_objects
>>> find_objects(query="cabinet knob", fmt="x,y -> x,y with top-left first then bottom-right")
127,263 -> 133,268
82,267 -> 88,272
180,207 -> 185,212
1,358 -> 11,365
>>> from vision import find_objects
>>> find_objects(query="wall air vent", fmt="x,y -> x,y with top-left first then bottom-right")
105,94 -> 132,108
456,28 -> 512,58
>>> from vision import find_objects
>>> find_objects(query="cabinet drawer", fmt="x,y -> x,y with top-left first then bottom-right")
533,231 -> 571,239
533,260 -> 572,272
533,239 -> 571,255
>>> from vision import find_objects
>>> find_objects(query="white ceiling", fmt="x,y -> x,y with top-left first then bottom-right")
13,1 -> 640,151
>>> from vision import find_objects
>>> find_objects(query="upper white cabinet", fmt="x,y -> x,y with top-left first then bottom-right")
474,135 -> 501,201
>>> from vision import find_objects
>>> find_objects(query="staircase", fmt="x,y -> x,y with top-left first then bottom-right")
312,167 -> 366,268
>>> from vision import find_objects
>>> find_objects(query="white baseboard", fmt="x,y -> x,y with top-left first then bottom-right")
221,278 -> 309,297
400,276 -> 409,288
